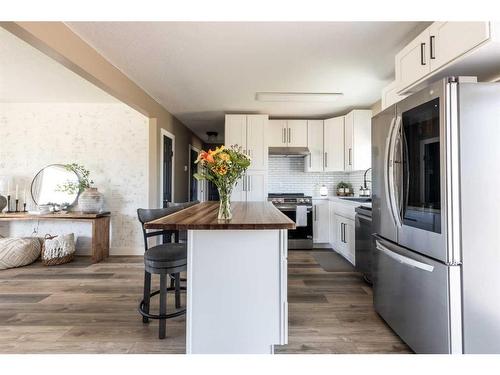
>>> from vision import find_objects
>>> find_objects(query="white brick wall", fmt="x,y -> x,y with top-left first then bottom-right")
268,157 -> 372,196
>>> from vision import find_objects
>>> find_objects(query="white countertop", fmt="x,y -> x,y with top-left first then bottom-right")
312,195 -> 372,208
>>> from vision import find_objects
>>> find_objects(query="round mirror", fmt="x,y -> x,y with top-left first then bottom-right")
31,164 -> 80,207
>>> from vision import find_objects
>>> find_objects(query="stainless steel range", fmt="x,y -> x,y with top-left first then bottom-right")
268,193 -> 313,249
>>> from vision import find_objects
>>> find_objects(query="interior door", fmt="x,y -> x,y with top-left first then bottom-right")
162,135 -> 173,207
397,80 -> 448,262
305,120 -> 324,172
286,120 -> 308,147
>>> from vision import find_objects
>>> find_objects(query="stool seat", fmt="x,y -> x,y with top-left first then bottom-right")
144,243 -> 187,275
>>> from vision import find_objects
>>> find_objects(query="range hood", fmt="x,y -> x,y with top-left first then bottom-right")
268,146 -> 310,157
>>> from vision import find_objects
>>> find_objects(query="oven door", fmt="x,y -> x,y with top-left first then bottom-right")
393,79 -> 452,263
278,206 -> 313,247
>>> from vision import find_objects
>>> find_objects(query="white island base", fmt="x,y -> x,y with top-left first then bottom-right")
186,229 -> 288,354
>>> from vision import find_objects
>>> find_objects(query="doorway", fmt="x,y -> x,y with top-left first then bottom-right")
189,145 -> 200,201
160,129 -> 175,208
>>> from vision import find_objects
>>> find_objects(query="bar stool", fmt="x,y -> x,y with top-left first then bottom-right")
137,207 -> 186,339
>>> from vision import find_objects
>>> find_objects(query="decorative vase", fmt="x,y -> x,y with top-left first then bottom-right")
217,186 -> 232,221
78,187 -> 104,213
0,194 -> 7,212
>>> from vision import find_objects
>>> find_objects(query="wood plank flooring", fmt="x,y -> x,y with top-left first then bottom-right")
0,251 -> 411,354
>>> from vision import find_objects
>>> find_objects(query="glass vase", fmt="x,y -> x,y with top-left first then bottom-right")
217,188 -> 232,221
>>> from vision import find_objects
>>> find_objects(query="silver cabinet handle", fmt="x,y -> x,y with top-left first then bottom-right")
376,241 -> 434,272
430,35 -> 435,59
288,128 -> 291,143
420,42 -> 426,65
342,223 -> 346,243
282,128 -> 286,144
247,175 -> 251,192
324,152 -> 328,168
348,148 -> 352,166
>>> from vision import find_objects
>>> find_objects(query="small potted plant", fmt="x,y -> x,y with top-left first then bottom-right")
336,181 -> 348,196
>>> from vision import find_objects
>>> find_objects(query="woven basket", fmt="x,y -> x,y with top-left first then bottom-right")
41,234 -> 75,266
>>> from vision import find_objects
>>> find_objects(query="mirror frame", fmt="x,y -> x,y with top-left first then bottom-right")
31,164 -> 81,207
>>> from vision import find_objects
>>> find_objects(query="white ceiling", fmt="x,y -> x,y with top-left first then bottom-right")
0,27 -> 117,103
63,22 -> 428,141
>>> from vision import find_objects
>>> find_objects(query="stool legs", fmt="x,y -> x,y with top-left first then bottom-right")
159,274 -> 167,339
142,271 -> 151,324
175,273 -> 181,309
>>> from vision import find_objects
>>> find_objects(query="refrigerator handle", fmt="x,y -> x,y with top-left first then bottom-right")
375,240 -> 434,272
388,116 -> 403,227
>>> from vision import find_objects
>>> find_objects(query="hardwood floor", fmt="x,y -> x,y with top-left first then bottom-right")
0,251 -> 411,354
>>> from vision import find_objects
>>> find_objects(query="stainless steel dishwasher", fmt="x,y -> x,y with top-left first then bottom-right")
355,205 -> 372,284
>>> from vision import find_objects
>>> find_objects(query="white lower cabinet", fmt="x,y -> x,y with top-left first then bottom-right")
312,199 -> 330,243
332,213 -> 355,265
231,171 -> 267,202
329,201 -> 356,266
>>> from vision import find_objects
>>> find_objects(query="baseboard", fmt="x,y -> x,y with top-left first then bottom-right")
75,247 -> 143,256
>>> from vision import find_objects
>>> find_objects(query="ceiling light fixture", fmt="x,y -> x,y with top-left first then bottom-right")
255,92 -> 343,103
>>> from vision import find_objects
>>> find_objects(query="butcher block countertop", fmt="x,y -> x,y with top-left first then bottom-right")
144,201 -> 296,230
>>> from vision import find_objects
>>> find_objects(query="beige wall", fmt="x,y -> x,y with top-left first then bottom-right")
1,22 -> 202,206
371,99 -> 382,117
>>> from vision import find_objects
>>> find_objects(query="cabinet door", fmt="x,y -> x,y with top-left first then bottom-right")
305,120 -> 324,172
246,172 -> 267,202
313,200 -> 330,243
324,117 -> 344,172
286,120 -> 308,147
246,115 -> 268,171
351,110 -> 372,171
344,112 -> 354,172
395,28 -> 431,91
225,114 -> 247,150
428,22 -> 490,71
268,120 -> 287,147
231,175 -> 246,202
344,218 -> 356,266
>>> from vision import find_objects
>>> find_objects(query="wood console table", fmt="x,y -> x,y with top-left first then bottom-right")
0,212 -> 111,263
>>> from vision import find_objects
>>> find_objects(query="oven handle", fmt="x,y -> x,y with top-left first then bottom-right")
277,207 -> 313,212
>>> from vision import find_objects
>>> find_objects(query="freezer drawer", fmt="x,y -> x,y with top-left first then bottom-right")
372,236 -> 460,354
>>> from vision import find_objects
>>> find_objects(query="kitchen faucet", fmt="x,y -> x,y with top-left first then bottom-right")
360,167 -> 372,197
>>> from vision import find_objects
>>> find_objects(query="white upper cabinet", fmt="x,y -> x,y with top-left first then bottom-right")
305,120 -> 324,172
268,119 -> 307,148
393,22 -> 495,94
225,114 -> 246,149
286,120 -> 308,147
344,110 -> 372,172
323,117 -> 345,172
395,28 -> 431,91
428,22 -> 490,72
268,119 -> 287,147
246,115 -> 268,170
225,114 -> 268,171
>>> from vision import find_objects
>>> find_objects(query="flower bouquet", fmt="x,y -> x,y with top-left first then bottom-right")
194,145 -> 251,220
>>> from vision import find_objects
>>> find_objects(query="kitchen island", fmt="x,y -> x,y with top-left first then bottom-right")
145,201 -> 295,354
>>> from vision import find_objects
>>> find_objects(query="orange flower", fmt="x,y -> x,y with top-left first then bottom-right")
196,151 -> 214,164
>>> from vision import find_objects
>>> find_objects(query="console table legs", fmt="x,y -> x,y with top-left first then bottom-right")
91,216 -> 110,263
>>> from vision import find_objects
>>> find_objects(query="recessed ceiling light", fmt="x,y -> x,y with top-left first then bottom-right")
255,92 -> 343,103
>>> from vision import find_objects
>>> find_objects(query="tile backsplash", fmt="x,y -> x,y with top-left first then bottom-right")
268,157 -> 371,197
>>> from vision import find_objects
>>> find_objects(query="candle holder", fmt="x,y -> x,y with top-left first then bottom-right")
15,199 -> 19,213
6,195 -> 12,213
23,202 -> 27,213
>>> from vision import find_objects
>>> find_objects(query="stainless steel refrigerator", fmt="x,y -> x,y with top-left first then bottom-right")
372,77 -> 500,354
